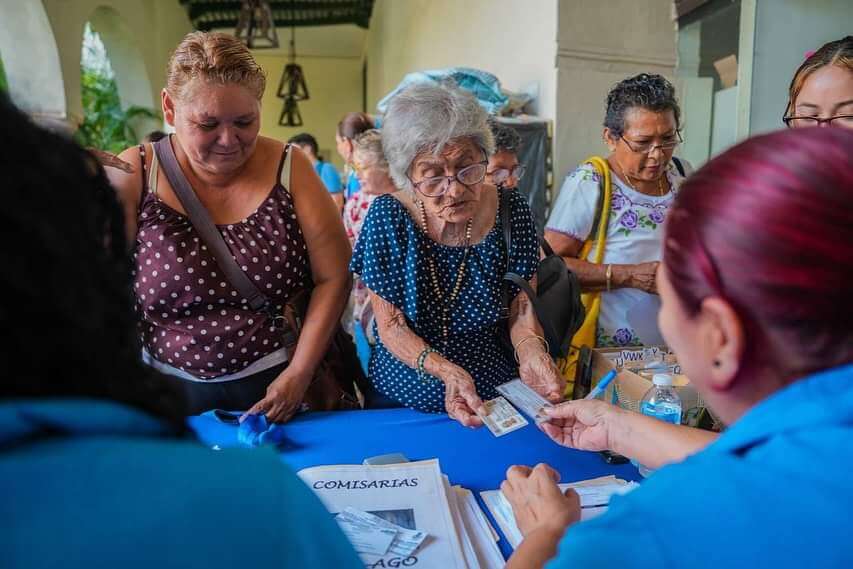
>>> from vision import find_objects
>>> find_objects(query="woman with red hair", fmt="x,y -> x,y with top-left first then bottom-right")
500,127 -> 853,569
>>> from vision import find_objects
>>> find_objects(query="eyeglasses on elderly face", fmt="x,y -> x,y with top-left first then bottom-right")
407,156 -> 488,198
783,115 -> 853,128
620,131 -> 683,155
487,164 -> 526,186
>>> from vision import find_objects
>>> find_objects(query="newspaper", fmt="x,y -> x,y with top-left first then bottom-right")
480,475 -> 640,549
297,459 -> 468,569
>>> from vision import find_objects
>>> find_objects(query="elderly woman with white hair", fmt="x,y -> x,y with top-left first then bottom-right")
350,83 -> 563,426
344,129 -> 398,349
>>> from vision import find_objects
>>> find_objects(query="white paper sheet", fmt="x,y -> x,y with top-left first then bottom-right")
480,476 -> 639,549
298,459 -> 467,569
454,486 -> 505,569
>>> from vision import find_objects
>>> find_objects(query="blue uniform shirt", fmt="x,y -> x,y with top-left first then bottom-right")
314,160 -> 342,194
345,170 -> 361,200
0,399 -> 361,568
548,363 -> 853,569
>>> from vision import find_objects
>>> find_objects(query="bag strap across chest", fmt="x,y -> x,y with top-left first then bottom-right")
152,136 -> 293,314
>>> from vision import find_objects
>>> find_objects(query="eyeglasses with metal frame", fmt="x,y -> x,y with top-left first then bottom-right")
783,115 -> 853,128
407,159 -> 489,198
487,164 -> 527,186
620,131 -> 683,155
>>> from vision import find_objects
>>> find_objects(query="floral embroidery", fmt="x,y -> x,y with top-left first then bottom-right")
610,184 -> 677,237
618,210 -> 639,230
598,327 -> 643,347
573,167 -> 601,185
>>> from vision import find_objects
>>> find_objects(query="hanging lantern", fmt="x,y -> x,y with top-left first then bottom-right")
279,96 -> 304,127
277,7 -> 308,126
277,63 -> 310,101
277,19 -> 309,101
234,0 -> 279,49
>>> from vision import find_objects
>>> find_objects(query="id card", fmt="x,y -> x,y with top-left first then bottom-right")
479,396 -> 528,437
496,378 -> 553,424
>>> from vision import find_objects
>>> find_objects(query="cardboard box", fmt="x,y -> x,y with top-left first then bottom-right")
713,54 -> 738,89
590,348 -> 700,415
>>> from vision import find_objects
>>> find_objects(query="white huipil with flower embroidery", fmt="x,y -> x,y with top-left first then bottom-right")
546,160 -> 688,347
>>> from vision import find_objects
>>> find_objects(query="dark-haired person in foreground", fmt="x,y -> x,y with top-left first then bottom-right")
502,127 -> 853,568
545,73 -> 691,348
0,94 -> 361,568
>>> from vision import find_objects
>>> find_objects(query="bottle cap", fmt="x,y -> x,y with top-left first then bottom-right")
652,373 -> 673,387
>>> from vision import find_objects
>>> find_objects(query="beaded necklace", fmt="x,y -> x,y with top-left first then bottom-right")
416,199 -> 473,346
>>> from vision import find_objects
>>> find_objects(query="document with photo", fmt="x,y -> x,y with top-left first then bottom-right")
297,459 -> 468,569
496,378 -> 553,424
479,396 -> 528,437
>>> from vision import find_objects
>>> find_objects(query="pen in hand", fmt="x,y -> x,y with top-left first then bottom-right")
584,369 -> 618,400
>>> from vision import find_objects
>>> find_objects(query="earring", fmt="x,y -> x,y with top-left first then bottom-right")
712,359 -> 721,368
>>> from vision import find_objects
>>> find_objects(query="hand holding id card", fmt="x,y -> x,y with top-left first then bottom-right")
478,396 -> 529,437
496,378 -> 554,424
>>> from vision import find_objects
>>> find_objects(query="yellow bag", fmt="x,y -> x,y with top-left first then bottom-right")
556,156 -> 612,397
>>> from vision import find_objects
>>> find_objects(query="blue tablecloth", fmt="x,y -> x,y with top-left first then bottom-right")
189,408 -> 640,558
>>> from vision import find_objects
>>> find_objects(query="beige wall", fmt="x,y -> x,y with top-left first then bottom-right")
254,53 -> 363,170
554,0 -> 677,186
366,0 -> 558,119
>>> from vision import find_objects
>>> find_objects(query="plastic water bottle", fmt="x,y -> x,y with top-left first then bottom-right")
636,373 -> 682,477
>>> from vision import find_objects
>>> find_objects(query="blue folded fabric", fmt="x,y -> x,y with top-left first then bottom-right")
237,414 -> 289,448
376,67 -> 509,114
210,410 -> 288,448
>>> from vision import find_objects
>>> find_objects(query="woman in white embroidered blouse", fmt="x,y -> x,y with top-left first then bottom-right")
545,74 -> 689,347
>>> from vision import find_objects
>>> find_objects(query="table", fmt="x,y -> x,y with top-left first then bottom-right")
190,408 -> 640,559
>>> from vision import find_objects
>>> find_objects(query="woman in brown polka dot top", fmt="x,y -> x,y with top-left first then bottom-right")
107,32 -> 351,422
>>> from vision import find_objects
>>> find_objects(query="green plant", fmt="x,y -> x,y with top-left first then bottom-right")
74,22 -> 159,153
0,53 -> 8,93
75,67 -> 159,153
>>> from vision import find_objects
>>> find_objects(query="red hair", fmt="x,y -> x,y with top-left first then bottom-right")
664,128 -> 853,380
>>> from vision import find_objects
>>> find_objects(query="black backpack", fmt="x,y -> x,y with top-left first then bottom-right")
499,188 -> 584,359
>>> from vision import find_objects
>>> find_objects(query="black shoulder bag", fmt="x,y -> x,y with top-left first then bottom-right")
499,188 -> 585,359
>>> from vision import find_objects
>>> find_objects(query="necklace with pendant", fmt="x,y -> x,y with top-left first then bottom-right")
416,199 -> 473,346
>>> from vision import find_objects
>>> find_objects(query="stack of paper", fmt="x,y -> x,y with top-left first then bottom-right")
298,459 -> 504,569
480,475 -> 639,550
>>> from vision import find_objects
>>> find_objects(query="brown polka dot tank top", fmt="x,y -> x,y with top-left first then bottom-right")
132,145 -> 310,379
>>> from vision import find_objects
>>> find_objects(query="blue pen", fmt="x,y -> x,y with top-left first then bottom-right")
584,369 -> 618,400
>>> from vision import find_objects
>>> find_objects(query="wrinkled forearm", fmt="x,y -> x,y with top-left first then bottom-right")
508,285 -> 544,352
561,257 -> 638,291
369,290 -> 456,378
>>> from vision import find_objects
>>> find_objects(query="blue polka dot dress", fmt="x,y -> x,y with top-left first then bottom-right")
350,189 -> 539,413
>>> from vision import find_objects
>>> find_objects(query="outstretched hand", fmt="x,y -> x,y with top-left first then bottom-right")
540,399 -> 620,452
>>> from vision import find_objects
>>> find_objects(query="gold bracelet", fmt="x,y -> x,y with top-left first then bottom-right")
513,335 -> 549,363
605,263 -> 613,292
